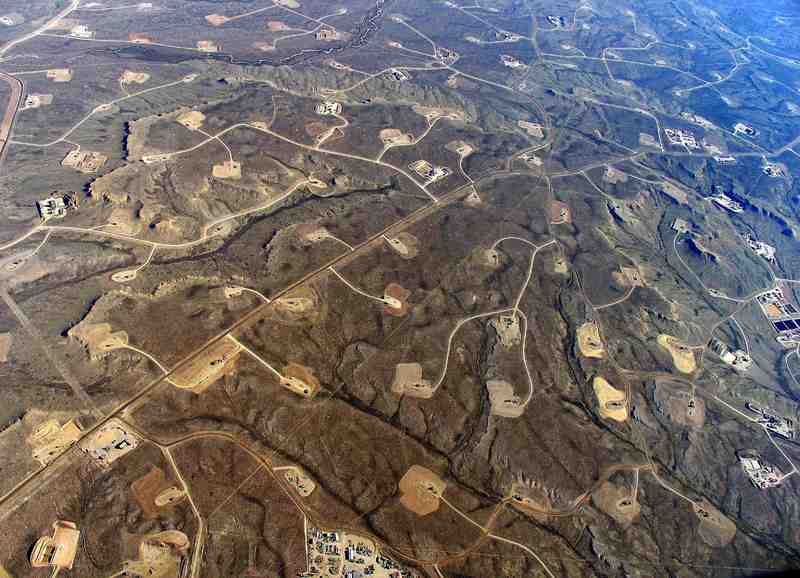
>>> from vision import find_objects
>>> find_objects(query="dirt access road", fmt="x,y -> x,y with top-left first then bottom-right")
0,72 -> 22,166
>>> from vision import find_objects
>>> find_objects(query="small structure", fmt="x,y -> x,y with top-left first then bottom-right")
398,465 -> 446,516
657,334 -> 696,373
520,151 -> 542,167
37,196 -> 67,220
746,403 -> 795,439
639,133 -> 659,148
383,232 -> 419,259
671,218 -> 690,233
28,419 -> 82,466
0,13 -> 24,26
710,192 -> 744,213
739,454 -> 783,489
763,161 -> 786,178
61,149 -> 107,173
518,120 -> 544,138
501,54 -> 527,69
69,24 -> 94,38
487,380 -> 524,417
212,160 -> 242,179
592,376 -> 627,421
129,32 -> 153,44
68,321 -> 128,360
755,287 -> 800,347
196,40 -> 220,52
30,521 -> 80,573
123,531 -> 188,578
620,266 -> 645,287
120,70 -> 150,85
577,321 -> 604,358
664,127 -> 699,149
714,155 -> 737,164
603,166 -> 627,184
497,31 -> 522,41
132,466 -> 187,518
709,338 -> 752,371
379,128 -> 413,146
316,27 -> 345,41
280,362 -> 321,398
391,362 -> 435,398
21,94 -> 53,110
491,313 -> 521,348
733,122 -> 757,137
80,419 -> 139,466
176,110 -> 205,130
46,68 -> 72,82
283,466 -> 316,497
408,160 -> 451,183
205,13 -> 229,26
383,283 -> 411,316
509,481 -> 552,522
171,338 -> 241,393
549,200 -> 571,224
446,140 -> 474,157
316,101 -> 342,116
435,47 -> 459,65
386,68 -> 409,81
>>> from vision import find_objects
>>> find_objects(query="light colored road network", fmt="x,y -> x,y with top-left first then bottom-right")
1,1 -> 800,576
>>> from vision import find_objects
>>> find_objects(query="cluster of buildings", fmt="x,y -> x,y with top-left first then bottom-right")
0,13 -> 24,26
762,160 -> 786,177
496,30 -> 522,41
709,338 -> 752,371
27,418 -> 82,466
501,54 -> 527,69
739,454 -> 784,489
744,233 -> 776,261
746,403 -> 795,439
435,47 -> 459,65
304,528 -> 342,577
520,150 -> 542,167
408,160 -> 451,184
316,27 -> 345,41
733,122 -> 758,137
30,521 -> 80,574
196,40 -> 220,53
37,195 -> 68,220
711,192 -> 744,213
303,527 -> 416,578
386,68 -> 409,82
79,419 -> 139,466
21,93 -> 53,110
755,286 -> 800,347
61,148 -> 107,173
665,127 -> 699,149
316,101 -> 343,116
69,24 -> 94,39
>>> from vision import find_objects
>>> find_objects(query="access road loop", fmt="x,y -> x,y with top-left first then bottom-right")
0,176 -> 477,516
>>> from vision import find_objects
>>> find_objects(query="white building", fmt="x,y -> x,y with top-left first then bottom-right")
746,236 -> 776,261
740,456 -> 782,489
70,25 -> 94,39
711,193 -> 744,213
316,101 -> 342,116
37,196 -> 67,220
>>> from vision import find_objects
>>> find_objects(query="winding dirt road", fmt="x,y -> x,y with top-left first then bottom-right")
0,72 -> 22,166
